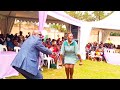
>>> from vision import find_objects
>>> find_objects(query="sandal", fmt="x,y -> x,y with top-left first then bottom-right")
79,62 -> 83,65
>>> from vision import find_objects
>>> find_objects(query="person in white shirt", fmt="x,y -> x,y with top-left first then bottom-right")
88,49 -> 96,61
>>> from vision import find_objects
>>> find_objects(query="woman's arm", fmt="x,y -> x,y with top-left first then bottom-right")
59,41 -> 65,65
74,41 -> 83,65
77,54 -> 83,65
60,54 -> 64,65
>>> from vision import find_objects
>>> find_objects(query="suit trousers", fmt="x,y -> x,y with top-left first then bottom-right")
13,66 -> 43,79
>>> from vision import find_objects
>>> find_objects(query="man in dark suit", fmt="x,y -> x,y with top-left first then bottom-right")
11,30 -> 52,79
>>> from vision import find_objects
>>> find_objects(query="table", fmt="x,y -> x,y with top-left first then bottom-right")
0,51 -> 19,79
104,52 -> 120,65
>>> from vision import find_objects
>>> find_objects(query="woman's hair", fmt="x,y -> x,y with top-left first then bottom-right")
52,40 -> 56,45
67,32 -> 72,37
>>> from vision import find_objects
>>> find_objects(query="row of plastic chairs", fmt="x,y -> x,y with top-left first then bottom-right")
104,48 -> 115,53
0,45 -> 7,51
13,47 -> 54,69
14,47 -> 21,53
0,45 -> 55,70
40,53 -> 55,69
0,45 -> 21,53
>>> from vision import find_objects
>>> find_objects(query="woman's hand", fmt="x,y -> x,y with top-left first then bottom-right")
77,54 -> 83,65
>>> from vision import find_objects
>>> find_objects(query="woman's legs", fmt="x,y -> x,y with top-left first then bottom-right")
69,64 -> 74,79
64,64 -> 70,79
64,64 -> 74,79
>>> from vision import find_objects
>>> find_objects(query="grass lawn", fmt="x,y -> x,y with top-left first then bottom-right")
6,60 -> 120,79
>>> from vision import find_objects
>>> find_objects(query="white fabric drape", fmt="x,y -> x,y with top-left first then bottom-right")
79,25 -> 92,60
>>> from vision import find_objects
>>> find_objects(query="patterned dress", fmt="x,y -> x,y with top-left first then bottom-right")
60,40 -> 79,64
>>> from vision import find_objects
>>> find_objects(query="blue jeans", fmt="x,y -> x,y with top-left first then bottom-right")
13,66 -> 43,79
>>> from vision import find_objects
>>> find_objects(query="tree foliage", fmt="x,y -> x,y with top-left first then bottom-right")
48,11 -> 114,33
49,23 -> 67,33
65,11 -> 114,22
110,32 -> 120,36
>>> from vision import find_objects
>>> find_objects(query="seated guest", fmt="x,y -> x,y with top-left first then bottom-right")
28,32 -> 31,37
116,45 -> 120,49
42,39 -> 45,46
13,39 -> 20,47
25,35 -> 28,39
48,38 -> 52,45
0,34 -> 5,45
88,48 -> 96,61
56,38 -> 60,45
106,38 -> 112,44
6,36 -> 14,51
94,48 -> 103,62
59,41 -> 63,49
45,39 -> 51,49
49,40 -> 59,64
18,31 -> 25,46
86,43 -> 91,59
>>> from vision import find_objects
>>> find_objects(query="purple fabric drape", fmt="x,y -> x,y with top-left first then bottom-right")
38,11 -> 48,31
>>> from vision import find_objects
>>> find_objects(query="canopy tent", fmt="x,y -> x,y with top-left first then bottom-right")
91,11 -> 120,30
1,11 -> 120,34
0,11 -> 58,23
0,11 -> 83,25
0,11 -> 84,35
0,11 -> 120,60
38,11 -> 92,59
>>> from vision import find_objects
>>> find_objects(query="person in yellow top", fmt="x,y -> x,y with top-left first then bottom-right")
95,48 -> 103,61
106,38 -> 112,44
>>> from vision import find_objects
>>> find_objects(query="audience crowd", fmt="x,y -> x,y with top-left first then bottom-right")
1,31 -> 120,64
86,41 -> 120,62
0,31 -> 65,65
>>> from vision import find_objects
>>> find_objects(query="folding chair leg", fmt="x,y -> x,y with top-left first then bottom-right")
48,60 -> 50,69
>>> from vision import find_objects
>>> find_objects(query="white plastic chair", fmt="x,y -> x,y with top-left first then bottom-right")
0,44 -> 3,51
38,52 -> 44,71
2,45 -> 7,51
14,47 -> 21,53
42,53 -> 54,69
0,45 -> 7,51
104,48 -> 107,52
110,49 -> 115,53
107,49 -> 115,53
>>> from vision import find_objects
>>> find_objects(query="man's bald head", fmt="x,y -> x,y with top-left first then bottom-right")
32,30 -> 42,37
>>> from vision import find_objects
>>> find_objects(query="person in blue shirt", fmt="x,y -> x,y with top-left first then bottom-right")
6,36 -> 14,51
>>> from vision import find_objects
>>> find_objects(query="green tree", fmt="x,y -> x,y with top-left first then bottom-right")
65,11 -> 83,20
82,11 -> 94,21
92,11 -> 104,21
65,11 -> 114,22
49,23 -> 67,33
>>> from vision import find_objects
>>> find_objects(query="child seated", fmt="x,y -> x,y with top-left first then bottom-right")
88,49 -> 96,61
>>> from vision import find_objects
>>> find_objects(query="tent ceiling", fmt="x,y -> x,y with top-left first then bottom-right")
0,11 -> 58,20
1,11 -> 120,30
0,11 -> 67,25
